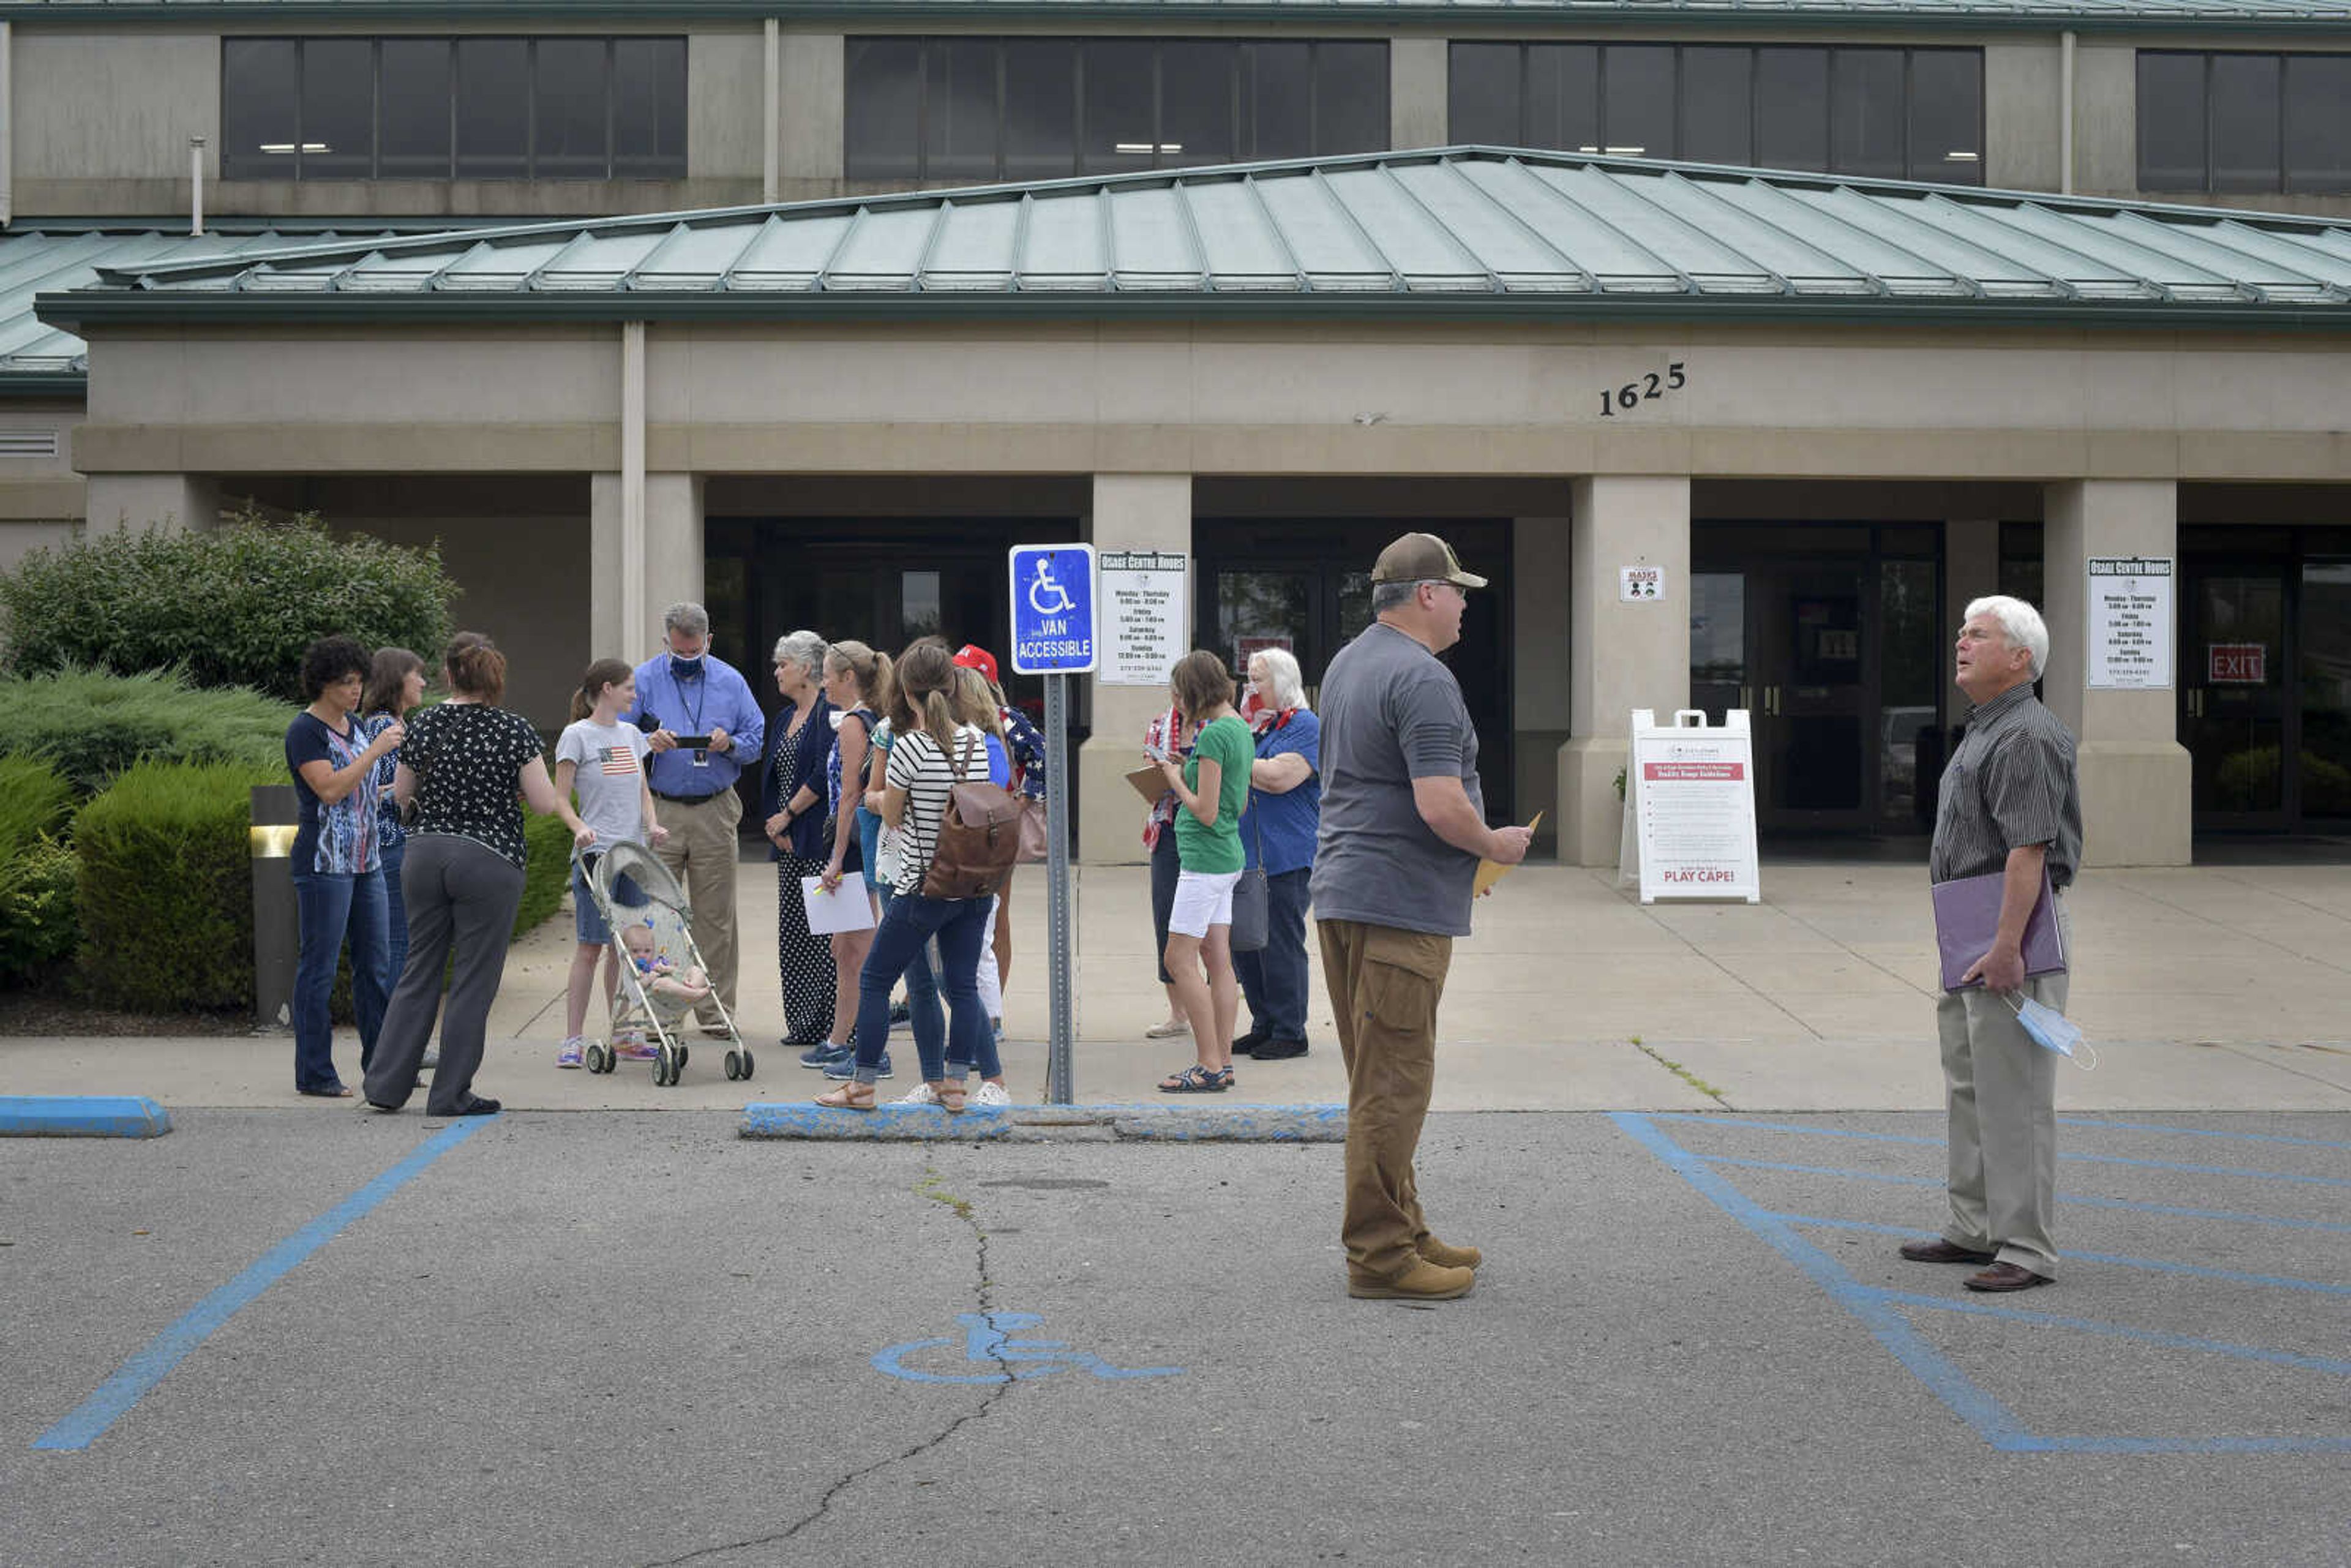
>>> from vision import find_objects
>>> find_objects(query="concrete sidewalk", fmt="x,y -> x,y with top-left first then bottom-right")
4,858 -> 2349,1114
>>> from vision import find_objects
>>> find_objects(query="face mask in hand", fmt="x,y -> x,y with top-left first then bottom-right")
2008,994 -> 2096,1070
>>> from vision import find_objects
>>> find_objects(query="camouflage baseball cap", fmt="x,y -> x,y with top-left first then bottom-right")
1370,532 -> 1488,590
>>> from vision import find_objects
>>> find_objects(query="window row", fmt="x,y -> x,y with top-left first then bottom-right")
222,37 -> 686,182
2137,52 -> 2351,195
845,37 -> 1389,182
1449,43 -> 1982,186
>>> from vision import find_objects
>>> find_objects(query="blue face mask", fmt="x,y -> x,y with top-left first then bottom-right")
669,653 -> 704,682
2009,994 -> 2096,1070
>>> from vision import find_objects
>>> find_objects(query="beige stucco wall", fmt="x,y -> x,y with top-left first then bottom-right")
1983,40 -> 2062,193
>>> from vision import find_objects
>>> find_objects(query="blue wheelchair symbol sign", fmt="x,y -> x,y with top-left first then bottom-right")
1009,544 -> 1098,675
872,1312 -> 1182,1386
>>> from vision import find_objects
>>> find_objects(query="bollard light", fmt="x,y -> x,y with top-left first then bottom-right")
250,783 -> 298,1030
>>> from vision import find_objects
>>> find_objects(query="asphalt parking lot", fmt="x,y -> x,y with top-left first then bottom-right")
4,1109 -> 2347,1567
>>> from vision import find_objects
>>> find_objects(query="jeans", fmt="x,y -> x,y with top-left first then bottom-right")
1234,866 -> 1313,1041
380,829 -> 409,993
872,882 -> 942,1062
290,864 -> 391,1092
853,888 -> 994,1085
1150,828 -> 1181,986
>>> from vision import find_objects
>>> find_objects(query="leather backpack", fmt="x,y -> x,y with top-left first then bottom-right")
920,729 -> 1024,901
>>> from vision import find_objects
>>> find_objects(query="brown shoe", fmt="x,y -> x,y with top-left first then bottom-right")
1416,1236 -> 1482,1271
1348,1259 -> 1475,1301
1964,1262 -> 2052,1292
1899,1237 -> 1997,1265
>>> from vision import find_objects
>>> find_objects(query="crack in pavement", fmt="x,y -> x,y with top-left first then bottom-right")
640,1160 -> 1010,1566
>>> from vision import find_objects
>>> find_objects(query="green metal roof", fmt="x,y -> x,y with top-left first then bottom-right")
1,0 -> 2347,34
39,149 -> 2351,334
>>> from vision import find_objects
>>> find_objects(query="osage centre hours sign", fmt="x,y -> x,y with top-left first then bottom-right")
2087,557 -> 2174,690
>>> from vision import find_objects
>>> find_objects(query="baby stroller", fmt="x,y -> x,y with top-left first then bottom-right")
572,840 -> 752,1087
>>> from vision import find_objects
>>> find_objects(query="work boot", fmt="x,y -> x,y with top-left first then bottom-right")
1348,1259 -> 1475,1301
1415,1236 -> 1482,1271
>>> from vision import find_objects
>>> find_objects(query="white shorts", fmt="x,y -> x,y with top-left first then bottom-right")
1168,869 -> 1242,939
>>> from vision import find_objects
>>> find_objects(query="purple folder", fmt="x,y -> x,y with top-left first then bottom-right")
1931,868 -> 2067,992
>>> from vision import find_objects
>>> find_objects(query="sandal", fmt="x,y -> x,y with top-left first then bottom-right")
1212,1065 -> 1236,1090
814,1081 -> 875,1111
1158,1063 -> 1228,1094
936,1081 -> 967,1114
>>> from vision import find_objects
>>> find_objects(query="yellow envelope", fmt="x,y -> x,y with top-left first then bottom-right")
1474,812 -> 1543,897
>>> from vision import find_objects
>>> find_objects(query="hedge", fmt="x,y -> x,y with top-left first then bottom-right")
0,668 -> 293,797
515,811 -> 577,939
0,508 -> 456,702
0,839 -> 78,985
0,755 -> 74,858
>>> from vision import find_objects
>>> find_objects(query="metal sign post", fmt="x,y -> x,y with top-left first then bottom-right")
1008,544 -> 1098,1106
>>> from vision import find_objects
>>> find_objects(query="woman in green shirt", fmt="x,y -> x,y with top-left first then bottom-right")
1155,648 -> 1252,1093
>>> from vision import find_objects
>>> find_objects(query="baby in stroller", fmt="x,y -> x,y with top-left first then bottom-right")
621,923 -> 711,1008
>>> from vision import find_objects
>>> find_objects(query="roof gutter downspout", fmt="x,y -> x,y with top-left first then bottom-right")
1,24 -> 14,228
763,18 -> 780,205
622,321 -> 647,653
2060,30 -> 2076,196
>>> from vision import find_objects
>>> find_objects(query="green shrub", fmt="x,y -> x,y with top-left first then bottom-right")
516,811 -> 577,939
0,839 -> 80,985
0,508 -> 456,701
0,755 -> 75,858
0,668 -> 293,796
74,760 -> 278,1011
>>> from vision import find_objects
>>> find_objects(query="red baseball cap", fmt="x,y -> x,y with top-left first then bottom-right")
952,644 -> 999,685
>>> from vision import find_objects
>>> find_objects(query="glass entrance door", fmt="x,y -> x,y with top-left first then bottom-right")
1752,563 -> 1873,831
2303,561 -> 2351,824
2181,565 -> 2290,828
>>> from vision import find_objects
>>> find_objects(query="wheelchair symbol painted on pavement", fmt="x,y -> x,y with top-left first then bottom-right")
1027,560 -> 1078,617
872,1312 -> 1183,1385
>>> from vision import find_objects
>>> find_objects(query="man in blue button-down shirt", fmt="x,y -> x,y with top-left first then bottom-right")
625,602 -> 765,1034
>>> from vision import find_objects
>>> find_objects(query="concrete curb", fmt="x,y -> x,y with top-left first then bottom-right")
739,1102 -> 1348,1142
0,1095 -> 174,1139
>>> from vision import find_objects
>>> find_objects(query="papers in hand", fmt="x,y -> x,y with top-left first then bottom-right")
1474,812 -> 1543,897
801,871 -> 876,935
1930,867 -> 2065,992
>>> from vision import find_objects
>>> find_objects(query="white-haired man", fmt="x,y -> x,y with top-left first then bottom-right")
1902,595 -> 2082,1292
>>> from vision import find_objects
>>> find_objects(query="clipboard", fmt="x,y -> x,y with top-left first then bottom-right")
1474,812 -> 1543,896
801,872 -> 876,935
1930,867 -> 2065,991
1125,764 -> 1172,806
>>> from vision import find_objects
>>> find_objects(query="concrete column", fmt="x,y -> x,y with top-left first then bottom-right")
591,472 -> 703,661
1391,37 -> 1449,150
83,473 -> 220,533
1944,519 -> 2000,732
778,32 -> 846,187
1079,473 -> 1191,865
1557,476 -> 1691,866
1513,515 -> 1572,857
2043,479 -> 2190,866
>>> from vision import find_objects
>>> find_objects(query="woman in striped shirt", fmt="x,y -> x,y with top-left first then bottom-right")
816,638 -> 997,1112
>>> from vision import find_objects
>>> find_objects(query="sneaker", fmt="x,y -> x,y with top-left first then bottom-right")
617,1037 -> 660,1062
825,1052 -> 891,1081
798,1041 -> 852,1070
971,1081 -> 1011,1108
893,1082 -> 940,1106
557,1037 -> 584,1070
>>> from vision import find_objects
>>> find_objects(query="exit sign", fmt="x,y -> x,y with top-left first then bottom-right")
2208,643 -> 2265,684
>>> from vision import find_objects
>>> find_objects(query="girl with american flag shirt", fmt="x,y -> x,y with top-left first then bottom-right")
552,658 -> 669,1069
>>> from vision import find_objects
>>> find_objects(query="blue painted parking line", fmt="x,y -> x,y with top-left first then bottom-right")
872,1312 -> 1183,1386
1614,1112 -> 2351,1456
1647,1112 -> 2351,1188
2058,1116 -> 2351,1151
1699,1154 -> 2351,1235
1780,1214 -> 2351,1299
0,1095 -> 172,1139
32,1115 -> 497,1453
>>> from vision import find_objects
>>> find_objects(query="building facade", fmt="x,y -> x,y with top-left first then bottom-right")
2,1 -> 2347,865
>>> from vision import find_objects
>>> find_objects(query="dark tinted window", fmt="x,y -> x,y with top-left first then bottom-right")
380,39 -> 452,178
1526,43 -> 1599,152
534,39 -> 609,181
1448,42 -> 1520,145
1908,48 -> 1981,182
1757,47 -> 1830,171
1244,42 -> 1314,160
1081,40 -> 1156,174
222,39 -> 299,180
298,39 -> 373,179
1313,41 -> 1389,154
1831,47 -> 1904,178
2137,52 -> 2207,190
846,37 -> 922,181
2285,54 -> 2351,193
2210,53 -> 2281,192
612,38 -> 686,179
1003,40 -> 1078,179
456,39 -> 530,179
1603,45 -> 1675,158
1162,40 -> 1237,168
926,38 -> 999,183
1681,47 -> 1752,166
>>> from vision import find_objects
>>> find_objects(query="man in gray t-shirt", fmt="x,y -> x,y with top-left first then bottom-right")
1312,533 -> 1532,1303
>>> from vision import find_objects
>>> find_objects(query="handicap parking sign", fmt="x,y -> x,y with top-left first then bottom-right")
1008,544 -> 1098,675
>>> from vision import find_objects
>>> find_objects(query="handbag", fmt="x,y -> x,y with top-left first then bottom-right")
1016,795 -> 1049,865
920,729 -> 1025,901
1228,795 -> 1269,953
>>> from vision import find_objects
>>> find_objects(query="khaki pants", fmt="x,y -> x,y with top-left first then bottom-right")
1318,918 -> 1453,1283
653,786 -> 743,1027
1934,901 -> 2072,1277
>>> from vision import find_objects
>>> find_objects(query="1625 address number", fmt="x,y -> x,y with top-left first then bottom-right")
1598,362 -> 1688,417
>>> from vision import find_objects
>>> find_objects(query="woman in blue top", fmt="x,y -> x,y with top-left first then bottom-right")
356,645 -> 427,1011
1232,647 -> 1321,1063
812,639 -> 889,1076
762,630 -> 842,1060
283,635 -> 405,1098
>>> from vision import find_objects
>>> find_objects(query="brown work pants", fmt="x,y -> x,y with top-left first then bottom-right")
1318,917 -> 1454,1283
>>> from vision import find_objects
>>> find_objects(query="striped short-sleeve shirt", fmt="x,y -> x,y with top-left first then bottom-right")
1929,683 -> 2083,890
885,722 -> 988,897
